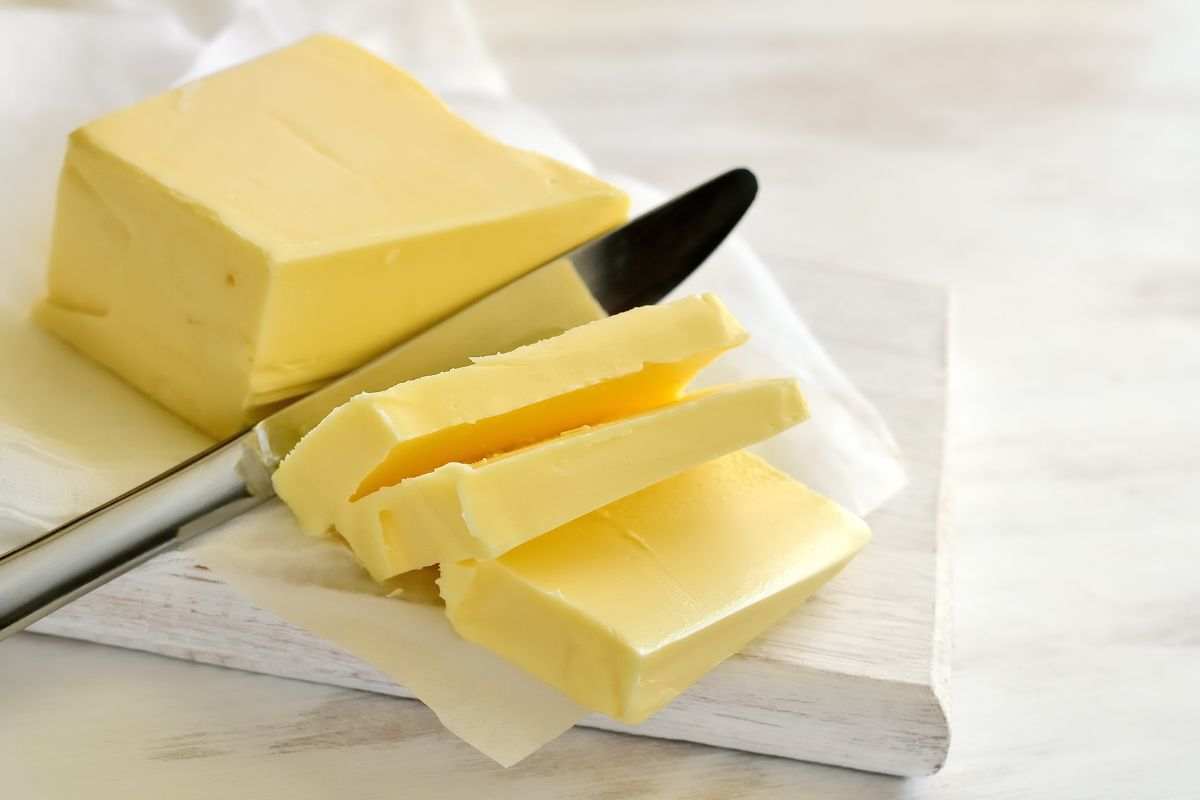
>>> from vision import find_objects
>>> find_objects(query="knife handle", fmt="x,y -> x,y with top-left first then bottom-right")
0,434 -> 272,641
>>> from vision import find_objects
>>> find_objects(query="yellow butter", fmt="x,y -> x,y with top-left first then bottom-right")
438,451 -> 870,724
272,293 -> 748,576
36,35 -> 628,437
263,259 -> 611,470
344,378 -> 806,578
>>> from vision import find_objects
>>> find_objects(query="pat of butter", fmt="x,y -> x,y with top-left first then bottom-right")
35,35 -> 629,437
273,293 -> 748,576
344,378 -> 807,579
438,451 -> 871,724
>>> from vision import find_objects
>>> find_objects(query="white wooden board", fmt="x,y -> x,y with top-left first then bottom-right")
30,264 -> 951,777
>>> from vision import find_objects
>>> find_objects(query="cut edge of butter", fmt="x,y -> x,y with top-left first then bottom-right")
273,293 -> 748,564
345,377 -> 808,578
351,293 -> 749,496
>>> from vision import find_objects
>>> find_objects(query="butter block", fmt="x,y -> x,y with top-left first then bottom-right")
439,451 -> 870,724
273,293 -> 748,574
36,35 -> 629,437
345,378 -> 806,579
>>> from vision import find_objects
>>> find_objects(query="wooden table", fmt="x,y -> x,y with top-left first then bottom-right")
5,1 -> 1199,796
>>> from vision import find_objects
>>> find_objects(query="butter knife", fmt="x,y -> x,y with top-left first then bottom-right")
0,167 -> 757,640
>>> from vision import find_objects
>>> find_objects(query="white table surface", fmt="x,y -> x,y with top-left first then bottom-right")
5,1 -> 1199,797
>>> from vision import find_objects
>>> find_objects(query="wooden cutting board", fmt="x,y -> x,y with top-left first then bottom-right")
29,263 -> 951,777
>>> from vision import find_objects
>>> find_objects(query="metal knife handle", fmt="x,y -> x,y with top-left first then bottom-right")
0,435 -> 271,640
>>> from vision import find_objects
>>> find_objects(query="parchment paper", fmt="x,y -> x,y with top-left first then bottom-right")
0,0 -> 905,765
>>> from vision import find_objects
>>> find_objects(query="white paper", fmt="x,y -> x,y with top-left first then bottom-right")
186,502 -> 587,766
0,0 -> 906,764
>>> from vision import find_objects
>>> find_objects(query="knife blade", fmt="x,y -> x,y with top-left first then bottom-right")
0,167 -> 757,640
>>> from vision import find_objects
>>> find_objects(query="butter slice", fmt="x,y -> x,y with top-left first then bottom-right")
345,379 -> 806,578
36,35 -> 628,437
273,294 -> 747,574
439,451 -> 871,724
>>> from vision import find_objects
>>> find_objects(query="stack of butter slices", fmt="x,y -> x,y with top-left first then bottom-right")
35,35 -> 870,728
275,294 -> 870,724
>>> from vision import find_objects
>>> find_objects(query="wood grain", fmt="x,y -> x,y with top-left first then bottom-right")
29,265 -> 951,776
